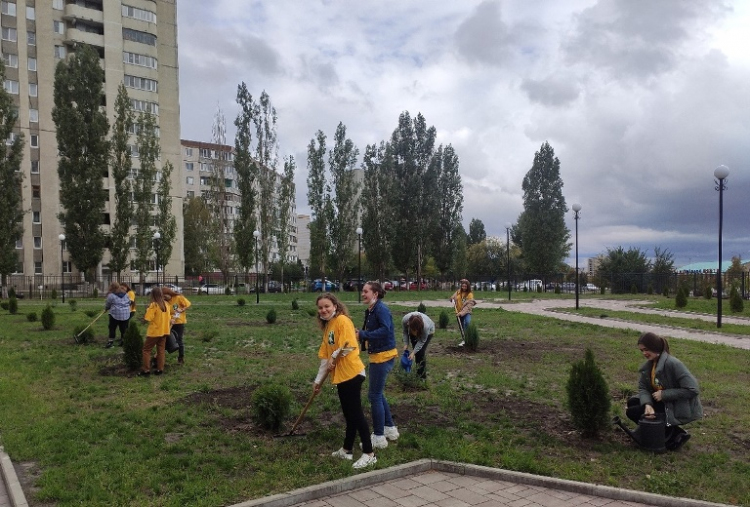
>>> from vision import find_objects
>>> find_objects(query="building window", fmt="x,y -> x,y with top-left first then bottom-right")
63,261 -> 72,274
28,58 -> 37,71
15,239 -> 22,249
2,53 -> 18,68
33,237 -> 42,249
52,0 -> 63,9
32,211 -> 41,223
54,46 -> 66,59
29,109 -> 39,123
3,80 -> 19,94
29,83 -> 38,97
31,160 -> 39,174
26,5 -> 34,19
2,27 -> 17,42
185,147 -> 193,157
123,74 -> 157,92
187,190 -> 194,199
130,99 -> 158,115
186,176 -> 194,185
1,1 -> 16,16
53,20 -> 65,34
32,185 -> 40,198
34,261 -> 42,274
123,52 -> 157,69
27,31 -> 35,45
122,28 -> 157,46
128,144 -> 139,158
200,176 -> 210,186
122,5 -> 156,23
185,162 -> 194,171
30,134 -> 39,148
200,148 -> 210,158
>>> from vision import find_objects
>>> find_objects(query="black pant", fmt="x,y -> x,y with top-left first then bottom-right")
108,315 -> 129,341
626,396 -> 685,447
409,334 -> 433,379
336,374 -> 372,453
172,323 -> 185,358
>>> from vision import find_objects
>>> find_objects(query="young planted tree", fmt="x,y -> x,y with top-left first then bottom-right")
233,82 -> 258,276
0,62 -> 25,297
516,142 -> 570,277
108,84 -> 134,280
53,44 -> 110,281
566,348 -> 611,437
131,113 -> 160,287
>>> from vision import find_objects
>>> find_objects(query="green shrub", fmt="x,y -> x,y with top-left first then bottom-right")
27,312 -> 38,322
291,299 -> 299,310
251,383 -> 292,431
566,348 -> 611,437
41,305 -> 55,330
8,296 -> 18,315
438,310 -> 449,329
662,286 -> 669,297
8,287 -> 16,298
73,324 -> 95,345
393,365 -> 426,390
225,286 -> 232,295
464,322 -> 479,351
200,330 -> 218,343
266,308 -> 277,324
0,302 -> 8,310
730,285 -> 744,313
417,302 -> 426,313
675,286 -> 688,308
69,300 -> 77,312
122,322 -> 143,370
554,285 -> 561,294
703,281 -> 713,299
537,284 -> 543,293
306,308 -> 317,317
237,298 -> 246,306
51,288 -> 58,300
600,285 -> 605,295
647,283 -> 654,295
92,288 -> 99,298
630,283 -> 638,294
84,310 -> 99,318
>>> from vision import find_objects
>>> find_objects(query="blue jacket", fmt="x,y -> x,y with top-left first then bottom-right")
359,299 -> 396,354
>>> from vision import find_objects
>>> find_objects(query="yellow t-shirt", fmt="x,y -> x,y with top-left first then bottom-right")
144,302 -> 172,337
318,315 -> 365,385
369,348 -> 398,364
170,295 -> 191,324
127,290 -> 136,314
453,290 -> 475,314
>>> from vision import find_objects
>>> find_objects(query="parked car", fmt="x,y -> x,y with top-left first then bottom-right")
402,280 -> 428,290
383,280 -> 400,291
145,283 -> 182,295
194,284 -> 226,295
310,279 -> 338,292
343,279 -> 365,292
585,283 -> 599,292
267,280 -> 283,293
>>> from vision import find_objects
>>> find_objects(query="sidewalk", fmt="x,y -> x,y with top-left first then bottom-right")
0,445 -> 27,507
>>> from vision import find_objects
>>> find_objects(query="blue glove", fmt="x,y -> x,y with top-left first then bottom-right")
400,349 -> 413,373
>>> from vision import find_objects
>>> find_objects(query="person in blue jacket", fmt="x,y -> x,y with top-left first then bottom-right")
356,281 -> 399,449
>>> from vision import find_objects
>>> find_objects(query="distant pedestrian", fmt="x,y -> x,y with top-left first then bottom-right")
450,278 -> 476,346
401,312 -> 434,379
104,282 -> 131,348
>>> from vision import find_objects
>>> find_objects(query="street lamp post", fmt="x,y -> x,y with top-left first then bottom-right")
505,223 -> 512,301
356,227 -> 363,304
572,204 -> 582,310
714,165 -> 729,328
152,231 -> 161,288
58,234 -> 66,303
253,230 -> 260,304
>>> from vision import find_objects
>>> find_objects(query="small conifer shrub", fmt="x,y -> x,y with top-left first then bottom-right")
92,288 -> 99,298
675,286 -> 688,308
417,302 -> 426,313
554,285 -> 561,294
266,308 -> 277,324
69,300 -> 78,312
122,322 -> 143,370
225,286 -> 233,295
8,296 -> 18,315
630,283 -> 638,294
703,281 -> 713,299
537,284 -> 543,293
464,322 -> 479,351
662,286 -> 669,297
251,383 -> 292,431
51,289 -> 58,300
27,312 -> 38,322
730,285 -> 744,313
0,302 -> 8,310
8,287 -> 16,298
41,305 -> 55,330
291,299 -> 299,310
438,310 -> 449,329
84,310 -> 99,318
306,308 -> 317,317
73,325 -> 95,345
566,348 -> 611,436
237,298 -> 246,306
647,283 -> 654,295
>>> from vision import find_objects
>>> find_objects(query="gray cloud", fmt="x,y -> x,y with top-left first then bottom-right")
521,76 -> 580,106
455,0 -> 511,66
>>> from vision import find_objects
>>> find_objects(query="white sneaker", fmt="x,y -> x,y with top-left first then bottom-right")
360,433 -> 388,449
458,341 -> 465,347
352,453 -> 377,469
384,426 -> 400,441
331,448 -> 353,460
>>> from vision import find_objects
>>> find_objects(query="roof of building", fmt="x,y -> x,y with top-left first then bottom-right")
676,261 -> 733,273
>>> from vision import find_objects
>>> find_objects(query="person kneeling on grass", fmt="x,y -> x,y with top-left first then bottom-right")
401,311 -> 434,380
626,332 -> 703,450
314,293 -> 377,470
138,287 -> 173,377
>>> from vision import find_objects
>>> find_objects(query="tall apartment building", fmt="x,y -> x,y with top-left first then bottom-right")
2,0 -> 182,281
181,139 -> 299,268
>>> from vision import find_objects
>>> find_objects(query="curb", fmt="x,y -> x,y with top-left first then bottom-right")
228,458 -> 731,507
0,446 -> 29,507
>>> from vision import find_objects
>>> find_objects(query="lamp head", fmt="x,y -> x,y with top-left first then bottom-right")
356,227 -> 363,235
572,203 -> 582,212
505,223 -> 512,230
253,230 -> 260,239
714,165 -> 729,180
153,231 -> 161,240
59,234 -> 65,241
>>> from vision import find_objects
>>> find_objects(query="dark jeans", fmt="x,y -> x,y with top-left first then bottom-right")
172,323 -> 185,358
337,374 -> 372,453
409,334 -> 433,379
108,315 -> 129,341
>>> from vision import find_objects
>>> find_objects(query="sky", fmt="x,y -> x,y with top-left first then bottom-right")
176,0 -> 750,269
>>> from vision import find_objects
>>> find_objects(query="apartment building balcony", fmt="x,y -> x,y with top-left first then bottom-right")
65,28 -> 104,49
63,4 -> 104,25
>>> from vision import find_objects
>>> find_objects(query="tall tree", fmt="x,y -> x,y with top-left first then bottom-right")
328,122 -> 361,285
183,197 -> 213,276
467,218 -> 486,246
52,44 -> 110,281
450,223 -> 468,281
306,130 -> 328,279
0,62 -> 25,295
233,82 -> 258,275
207,105 -> 234,281
131,112 -> 159,287
275,156 -> 296,290
597,246 -> 651,294
431,145 -> 463,277
254,91 -> 278,290
651,247 -> 675,276
156,160 -> 177,273
361,142 -> 394,281
108,83 -> 134,280
516,142 -> 570,276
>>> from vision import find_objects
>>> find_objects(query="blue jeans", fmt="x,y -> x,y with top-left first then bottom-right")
367,359 -> 395,436
459,313 -> 471,331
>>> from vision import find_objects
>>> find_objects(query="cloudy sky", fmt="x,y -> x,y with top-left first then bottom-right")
177,0 -> 750,268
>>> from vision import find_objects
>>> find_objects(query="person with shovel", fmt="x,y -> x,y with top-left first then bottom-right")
401,312 -> 434,379
104,282 -> 131,348
314,293 -> 377,470
625,332 -> 703,450
450,279 -> 476,346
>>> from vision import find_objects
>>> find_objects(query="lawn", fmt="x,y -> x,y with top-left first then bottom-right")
1,292 -> 749,506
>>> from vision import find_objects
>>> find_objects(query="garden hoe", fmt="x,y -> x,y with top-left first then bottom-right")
276,342 -> 354,438
74,309 -> 106,344
453,300 -> 466,346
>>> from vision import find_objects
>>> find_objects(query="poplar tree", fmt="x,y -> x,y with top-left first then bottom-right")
360,142 -> 394,281
467,218 -> 486,246
131,113 -> 159,286
254,91 -> 278,290
0,62 -> 24,295
275,156 -> 296,289
516,142 -> 570,276
183,197 -> 213,276
53,44 -> 110,281
108,83 -> 134,279
156,160 -> 177,271
431,145 -> 463,277
208,106 -> 233,281
306,131 -> 328,279
233,82 -> 258,274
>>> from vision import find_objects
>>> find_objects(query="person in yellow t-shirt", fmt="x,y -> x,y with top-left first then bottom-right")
163,287 -> 191,365
314,293 -> 377,470
139,287 -> 172,377
121,283 -> 136,321
450,278 -> 476,346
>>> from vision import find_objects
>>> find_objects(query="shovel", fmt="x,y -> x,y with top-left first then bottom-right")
74,310 -> 106,344
453,300 -> 466,345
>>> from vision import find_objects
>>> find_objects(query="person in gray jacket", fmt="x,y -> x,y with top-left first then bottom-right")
626,332 -> 703,450
402,312 -> 435,379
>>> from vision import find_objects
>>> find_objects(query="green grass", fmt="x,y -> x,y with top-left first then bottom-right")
1,293 -> 749,506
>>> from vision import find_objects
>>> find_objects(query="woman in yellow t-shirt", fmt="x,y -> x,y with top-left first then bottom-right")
139,287 -> 172,377
314,293 -> 377,470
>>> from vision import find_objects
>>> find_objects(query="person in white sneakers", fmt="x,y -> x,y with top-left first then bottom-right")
314,293 -> 377,469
